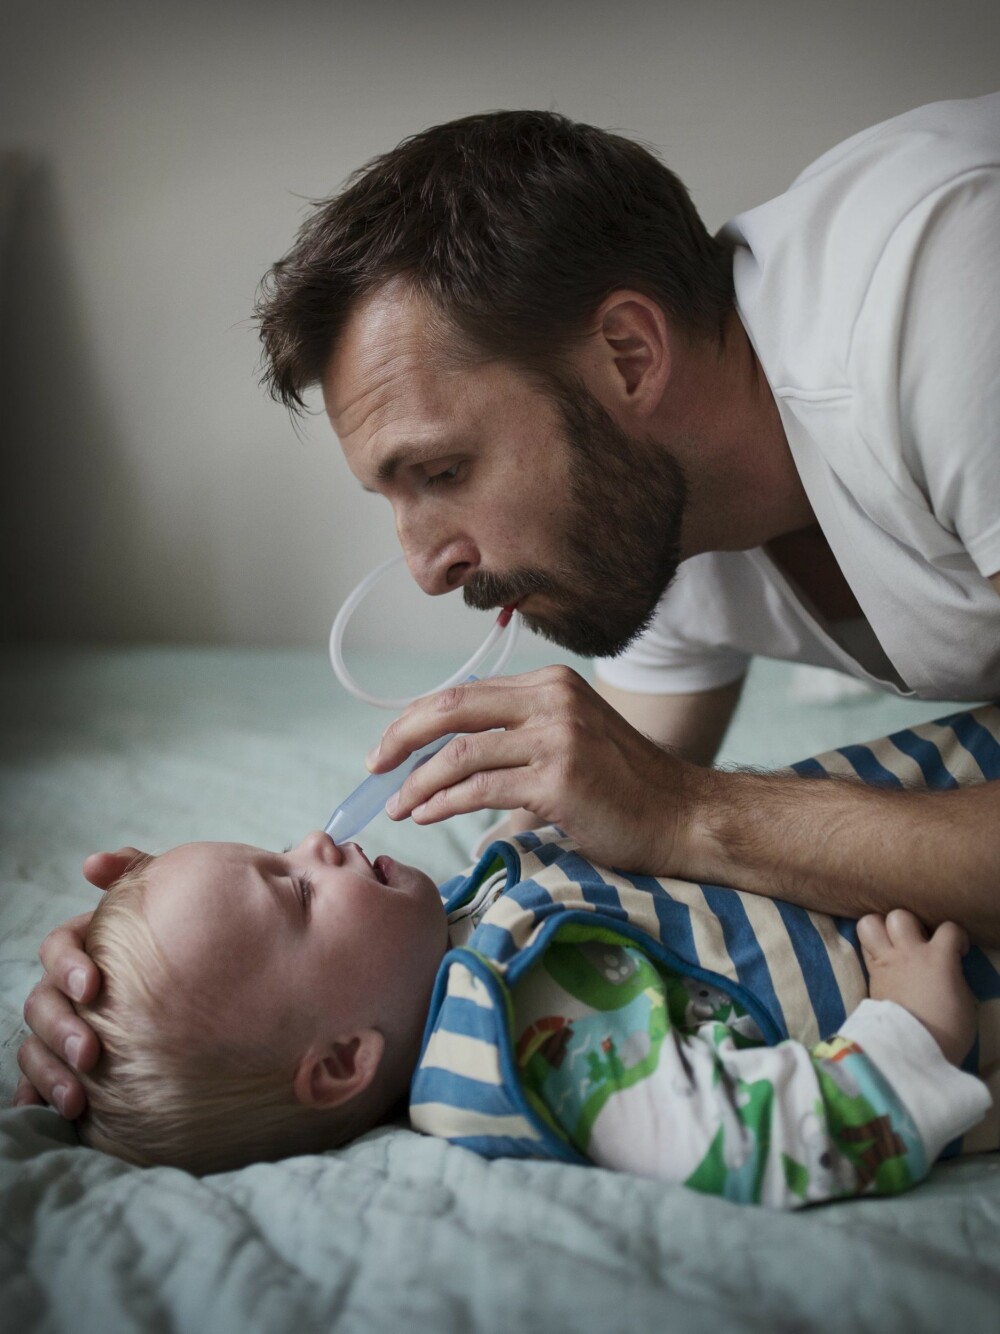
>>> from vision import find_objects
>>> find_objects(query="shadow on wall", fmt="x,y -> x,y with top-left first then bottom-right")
0,159 -> 217,645
0,158 -> 125,642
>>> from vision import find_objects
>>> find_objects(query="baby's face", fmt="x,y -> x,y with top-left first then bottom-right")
141,832 -> 448,1064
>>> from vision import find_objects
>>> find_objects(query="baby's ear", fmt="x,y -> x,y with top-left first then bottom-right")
293,1031 -> 385,1109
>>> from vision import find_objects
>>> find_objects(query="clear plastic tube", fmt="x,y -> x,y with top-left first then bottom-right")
324,556 -> 522,843
325,672 -> 485,844
324,728 -> 461,844
328,553 -> 520,709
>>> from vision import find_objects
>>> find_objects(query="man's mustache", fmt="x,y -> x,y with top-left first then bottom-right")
463,568 -> 560,612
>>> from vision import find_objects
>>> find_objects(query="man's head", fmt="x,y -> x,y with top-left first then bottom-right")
76,834 -> 447,1174
256,109 -> 733,410
256,110 -> 734,656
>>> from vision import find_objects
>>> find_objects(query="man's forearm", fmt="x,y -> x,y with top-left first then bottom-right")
677,770 -> 1000,945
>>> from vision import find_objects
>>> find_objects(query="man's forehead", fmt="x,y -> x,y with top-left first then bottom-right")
321,283 -> 452,425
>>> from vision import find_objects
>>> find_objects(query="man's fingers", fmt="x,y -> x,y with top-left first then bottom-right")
12,1075 -> 45,1108
22,981 -> 101,1072
369,667 -> 586,772
82,847 -> 148,890
37,915 -> 99,1003
15,1034 -> 88,1119
408,767 -> 537,826
387,729 -> 534,820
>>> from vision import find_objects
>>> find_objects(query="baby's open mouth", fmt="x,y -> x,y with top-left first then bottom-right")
373,856 -> 393,886
353,844 -> 390,885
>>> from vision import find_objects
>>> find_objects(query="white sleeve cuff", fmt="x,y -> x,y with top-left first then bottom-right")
839,998 -> 993,1162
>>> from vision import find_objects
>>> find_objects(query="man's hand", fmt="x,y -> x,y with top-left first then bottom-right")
13,847 -> 148,1117
369,671 -> 1000,944
370,667 -> 702,873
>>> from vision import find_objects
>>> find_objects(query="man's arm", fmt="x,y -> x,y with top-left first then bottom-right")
595,675 -> 744,766
679,763 -> 1000,945
604,615 -> 1000,942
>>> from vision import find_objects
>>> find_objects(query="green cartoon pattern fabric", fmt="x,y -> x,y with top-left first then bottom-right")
512,938 -> 965,1206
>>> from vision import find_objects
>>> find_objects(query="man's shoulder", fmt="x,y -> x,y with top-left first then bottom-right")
727,94 -> 1000,422
730,92 -> 1000,295
789,93 -> 1000,194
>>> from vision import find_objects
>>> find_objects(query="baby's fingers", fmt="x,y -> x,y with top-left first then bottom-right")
884,908 -> 929,944
857,913 -> 890,957
931,920 -> 970,957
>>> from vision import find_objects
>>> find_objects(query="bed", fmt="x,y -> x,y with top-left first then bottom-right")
2,645 -> 999,1332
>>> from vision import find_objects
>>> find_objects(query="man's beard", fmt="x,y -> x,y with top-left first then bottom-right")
463,377 -> 687,658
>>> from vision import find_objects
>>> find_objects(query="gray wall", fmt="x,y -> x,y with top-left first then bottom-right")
2,0 -> 997,653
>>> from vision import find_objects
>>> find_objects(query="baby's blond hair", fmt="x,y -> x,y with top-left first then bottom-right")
76,863 -> 360,1175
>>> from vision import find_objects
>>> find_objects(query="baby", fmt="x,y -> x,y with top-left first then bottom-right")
75,827 -> 994,1205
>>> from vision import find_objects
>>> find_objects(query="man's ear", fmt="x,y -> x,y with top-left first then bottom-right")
590,291 -> 673,413
293,1030 -> 386,1109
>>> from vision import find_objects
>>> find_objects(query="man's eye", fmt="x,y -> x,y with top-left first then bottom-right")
425,463 -> 461,488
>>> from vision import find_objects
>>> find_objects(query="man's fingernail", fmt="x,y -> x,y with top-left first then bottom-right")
365,744 -> 381,768
385,793 -> 400,817
65,1036 -> 82,1068
68,968 -> 87,1001
53,1085 -> 70,1117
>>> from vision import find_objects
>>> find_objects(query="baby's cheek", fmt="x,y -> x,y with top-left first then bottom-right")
219,960 -> 298,1046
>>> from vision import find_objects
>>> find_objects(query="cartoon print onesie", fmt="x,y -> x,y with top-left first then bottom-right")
410,703 -> 1000,1208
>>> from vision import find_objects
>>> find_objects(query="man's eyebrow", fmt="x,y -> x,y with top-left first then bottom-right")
360,448 -> 409,492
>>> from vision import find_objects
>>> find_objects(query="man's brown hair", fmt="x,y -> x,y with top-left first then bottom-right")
255,109 -> 734,411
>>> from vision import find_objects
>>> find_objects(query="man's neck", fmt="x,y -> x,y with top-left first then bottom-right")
659,310 -> 814,559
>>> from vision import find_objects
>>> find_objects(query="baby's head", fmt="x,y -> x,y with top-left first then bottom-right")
75,833 -> 448,1174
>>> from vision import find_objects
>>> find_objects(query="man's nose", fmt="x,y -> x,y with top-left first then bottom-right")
399,530 -> 479,597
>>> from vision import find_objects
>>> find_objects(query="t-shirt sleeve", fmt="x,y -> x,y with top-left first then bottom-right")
887,168 -> 1000,579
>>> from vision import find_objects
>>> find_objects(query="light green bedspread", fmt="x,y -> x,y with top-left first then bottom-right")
2,647 -> 999,1333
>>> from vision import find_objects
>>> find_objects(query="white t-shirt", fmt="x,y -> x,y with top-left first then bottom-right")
597,94 -> 1000,702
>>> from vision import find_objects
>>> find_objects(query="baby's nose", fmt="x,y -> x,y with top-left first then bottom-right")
298,830 -> 338,863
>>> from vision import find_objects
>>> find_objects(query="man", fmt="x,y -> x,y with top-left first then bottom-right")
16,97 -> 1000,1116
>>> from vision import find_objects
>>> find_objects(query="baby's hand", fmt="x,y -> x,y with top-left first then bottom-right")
857,910 -> 977,1067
